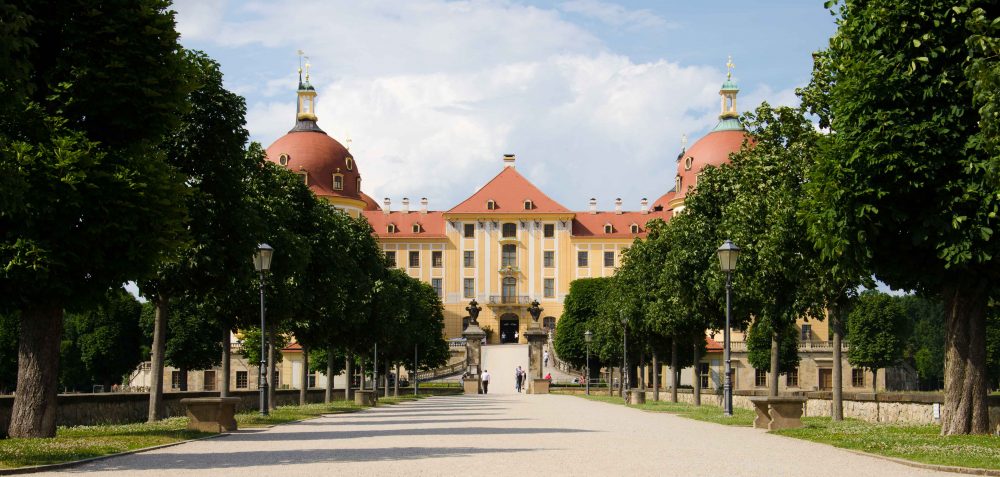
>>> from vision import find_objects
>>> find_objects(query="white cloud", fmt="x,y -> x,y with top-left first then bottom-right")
559,0 -> 668,30
175,0 -> 790,210
172,0 -> 229,41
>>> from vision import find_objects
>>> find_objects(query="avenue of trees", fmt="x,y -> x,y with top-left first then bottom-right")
555,0 -> 1000,435
0,1 -> 447,438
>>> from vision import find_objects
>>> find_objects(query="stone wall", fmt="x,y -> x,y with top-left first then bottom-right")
0,387 -> 459,437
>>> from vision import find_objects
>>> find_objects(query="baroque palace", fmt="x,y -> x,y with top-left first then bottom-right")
132,62 -> 915,395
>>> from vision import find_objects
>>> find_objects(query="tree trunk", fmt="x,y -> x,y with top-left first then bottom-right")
394,363 -> 400,397
670,340 -> 678,403
652,352 -> 659,402
220,325 -> 231,398
147,295 -> 169,422
872,368 -> 879,423
384,361 -> 390,398
769,331 -> 779,397
8,305 -> 63,438
325,348 -> 334,404
606,367 -> 611,396
359,357 -> 366,392
344,354 -> 353,401
178,369 -> 188,392
831,305 -> 843,421
692,343 -> 701,406
941,283 -> 990,435
267,331 -> 276,410
299,345 -> 309,406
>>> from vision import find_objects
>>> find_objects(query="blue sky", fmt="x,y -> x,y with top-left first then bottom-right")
172,0 -> 837,211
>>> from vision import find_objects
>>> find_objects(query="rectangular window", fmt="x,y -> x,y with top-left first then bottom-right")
577,251 -> 588,267
432,251 -> 443,268
800,324 -> 812,342
308,374 -> 316,388
333,174 -> 344,190
786,368 -> 799,387
818,368 -> 832,390
502,244 -> 517,267
236,371 -> 248,389
171,371 -> 181,390
502,223 -> 517,238
604,251 -> 615,267
409,251 -> 420,267
385,251 -> 396,267
852,368 -> 865,388
544,251 -> 554,268
432,278 -> 442,297
203,370 -> 216,391
463,278 -> 475,298
544,278 -> 554,298
463,251 -> 475,268
699,363 -> 710,388
464,223 -> 475,238
754,368 -> 767,388
543,224 -> 555,238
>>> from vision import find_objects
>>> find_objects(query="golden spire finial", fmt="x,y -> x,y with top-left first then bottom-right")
681,133 -> 688,150
726,55 -> 735,80
304,57 -> 312,83
345,133 -> 352,151
297,50 -> 304,81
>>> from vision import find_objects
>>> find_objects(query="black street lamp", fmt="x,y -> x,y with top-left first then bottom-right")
620,310 -> 629,401
717,239 -> 741,417
584,330 -> 593,395
253,243 -> 274,416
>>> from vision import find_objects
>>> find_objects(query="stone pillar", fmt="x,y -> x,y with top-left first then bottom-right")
462,300 -> 485,394
525,300 -> 549,394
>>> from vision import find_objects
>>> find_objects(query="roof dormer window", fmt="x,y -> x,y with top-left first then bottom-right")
346,157 -> 354,171
630,223 -> 640,234
356,176 -> 361,192
524,200 -> 533,210
279,153 -> 290,166
332,173 -> 344,191
675,176 -> 682,192
684,156 -> 694,170
387,224 -> 398,234
604,224 -> 613,234
296,171 -> 308,185
487,199 -> 497,210
412,224 -> 422,233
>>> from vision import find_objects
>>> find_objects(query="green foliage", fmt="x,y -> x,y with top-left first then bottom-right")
238,327 -> 288,367
898,295 -> 946,390
554,278 -> 611,368
847,292 -> 910,382
746,319 -> 799,374
59,288 -> 143,392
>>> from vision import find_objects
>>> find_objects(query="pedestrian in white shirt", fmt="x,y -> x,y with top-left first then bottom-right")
481,369 -> 491,394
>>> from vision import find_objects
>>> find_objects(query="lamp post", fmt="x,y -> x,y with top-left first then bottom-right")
620,310 -> 629,401
717,239 -> 741,417
584,330 -> 593,395
253,243 -> 274,416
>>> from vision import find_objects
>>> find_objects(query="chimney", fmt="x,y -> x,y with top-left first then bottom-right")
401,197 -> 410,214
589,198 -> 597,214
420,197 -> 428,214
383,197 -> 391,215
640,198 -> 649,214
614,198 -> 623,215
503,154 -> 516,168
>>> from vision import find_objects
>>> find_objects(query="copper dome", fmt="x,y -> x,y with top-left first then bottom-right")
675,129 -> 747,200
265,130 -> 363,202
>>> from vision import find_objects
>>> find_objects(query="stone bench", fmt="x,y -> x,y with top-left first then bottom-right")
749,396 -> 807,430
627,389 -> 645,405
180,397 -> 241,433
529,378 -> 549,395
354,390 -> 376,406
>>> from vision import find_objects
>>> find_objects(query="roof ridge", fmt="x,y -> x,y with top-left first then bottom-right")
446,166 -> 570,213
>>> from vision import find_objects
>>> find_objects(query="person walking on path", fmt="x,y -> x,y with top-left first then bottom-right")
543,350 -> 549,367
515,366 -> 524,393
481,369 -> 491,394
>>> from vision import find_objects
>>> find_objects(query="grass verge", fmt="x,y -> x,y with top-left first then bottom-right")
0,417 -> 209,469
775,418 -> 1000,471
565,392 -> 999,471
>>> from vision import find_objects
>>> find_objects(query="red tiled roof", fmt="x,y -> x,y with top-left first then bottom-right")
362,210 -> 447,238
652,189 -> 676,211
572,211 -> 670,238
447,167 -> 570,214
359,191 -> 381,211
266,131 -> 364,202
282,341 -> 302,352
676,130 -> 748,200
706,336 -> 723,352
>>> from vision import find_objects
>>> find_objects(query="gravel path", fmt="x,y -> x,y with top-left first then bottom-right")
45,394 -> 954,476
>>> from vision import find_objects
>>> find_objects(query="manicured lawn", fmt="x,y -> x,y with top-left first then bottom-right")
567,392 -> 1000,471
571,393 -> 756,426
775,418 -> 1000,471
0,418 -> 208,469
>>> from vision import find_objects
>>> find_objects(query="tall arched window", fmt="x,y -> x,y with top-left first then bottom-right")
502,277 -> 517,301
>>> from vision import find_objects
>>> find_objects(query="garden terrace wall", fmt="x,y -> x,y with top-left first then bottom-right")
0,387 -> 460,436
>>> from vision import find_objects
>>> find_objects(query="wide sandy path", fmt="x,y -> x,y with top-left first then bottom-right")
45,394 -> 954,476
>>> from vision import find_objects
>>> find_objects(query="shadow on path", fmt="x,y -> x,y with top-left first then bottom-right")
297,417 -> 532,427
78,447 -> 546,471
222,426 -> 591,442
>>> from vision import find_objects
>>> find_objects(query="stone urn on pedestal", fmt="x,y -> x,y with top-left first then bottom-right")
462,299 -> 485,394
525,300 -> 549,394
